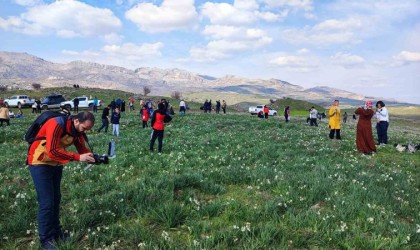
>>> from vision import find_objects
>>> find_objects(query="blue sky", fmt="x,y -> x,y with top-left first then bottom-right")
1,0 -> 419,104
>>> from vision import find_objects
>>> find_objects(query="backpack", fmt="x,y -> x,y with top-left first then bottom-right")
24,111 -> 70,144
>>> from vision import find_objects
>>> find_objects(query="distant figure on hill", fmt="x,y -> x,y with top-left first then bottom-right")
115,98 -> 122,110
284,106 -> 290,122
355,101 -> 376,155
328,100 -> 341,140
257,110 -> 264,118
222,100 -> 227,114
97,104 -> 111,133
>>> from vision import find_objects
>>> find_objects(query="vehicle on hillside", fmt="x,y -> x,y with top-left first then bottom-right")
4,95 -> 35,108
41,94 -> 66,110
60,96 -> 101,110
249,105 -> 278,116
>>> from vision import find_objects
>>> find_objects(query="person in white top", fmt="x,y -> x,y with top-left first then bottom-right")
375,101 -> 389,145
179,99 -> 186,116
309,107 -> 318,127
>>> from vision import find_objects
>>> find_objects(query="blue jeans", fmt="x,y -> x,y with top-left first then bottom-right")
29,165 -> 63,245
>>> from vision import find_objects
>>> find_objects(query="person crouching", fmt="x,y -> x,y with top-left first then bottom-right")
150,102 -> 172,153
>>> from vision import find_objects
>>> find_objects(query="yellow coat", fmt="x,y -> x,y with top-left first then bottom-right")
328,106 -> 341,129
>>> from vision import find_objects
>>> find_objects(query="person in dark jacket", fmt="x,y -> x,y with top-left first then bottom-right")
73,97 -> 79,113
97,105 -> 111,133
150,102 -> 172,153
111,107 -> 121,136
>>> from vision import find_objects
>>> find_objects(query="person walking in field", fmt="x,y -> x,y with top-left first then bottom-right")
27,112 -> 95,250
264,105 -> 269,119
111,107 -> 121,136
328,100 -> 341,139
355,101 -> 376,155
97,105 -> 110,133
141,106 -> 149,128
73,97 -> 79,113
179,99 -> 186,116
222,100 -> 227,114
343,112 -> 348,123
150,102 -> 172,153
284,106 -> 290,122
216,100 -> 221,114
310,106 -> 318,127
92,97 -> 98,113
375,100 -> 389,145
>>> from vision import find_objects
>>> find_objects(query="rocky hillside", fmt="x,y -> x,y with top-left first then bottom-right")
0,51 -> 407,106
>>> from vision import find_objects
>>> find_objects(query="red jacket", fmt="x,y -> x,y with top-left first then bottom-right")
27,117 -> 90,166
264,107 -> 269,114
142,109 -> 149,121
152,112 -> 166,130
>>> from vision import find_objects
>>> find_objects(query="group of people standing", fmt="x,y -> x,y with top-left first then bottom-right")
202,99 -> 227,114
327,99 -> 389,155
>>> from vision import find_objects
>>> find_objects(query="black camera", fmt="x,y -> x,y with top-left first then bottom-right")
93,154 -> 109,165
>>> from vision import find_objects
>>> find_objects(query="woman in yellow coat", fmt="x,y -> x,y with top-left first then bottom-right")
328,100 -> 341,139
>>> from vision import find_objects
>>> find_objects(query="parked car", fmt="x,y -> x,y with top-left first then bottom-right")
60,96 -> 101,110
4,95 -> 35,108
248,105 -> 278,116
41,94 -> 66,110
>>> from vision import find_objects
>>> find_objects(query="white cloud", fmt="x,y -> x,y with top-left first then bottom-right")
269,54 -> 317,72
262,0 -> 314,11
201,0 -> 282,25
282,18 -> 363,45
13,0 -> 43,7
201,2 -> 257,25
192,25 -> 272,62
0,1 -> 122,38
297,48 -> 309,54
102,42 -> 164,58
125,0 -> 198,33
62,42 -> 164,68
394,51 -> 420,64
330,52 -> 365,68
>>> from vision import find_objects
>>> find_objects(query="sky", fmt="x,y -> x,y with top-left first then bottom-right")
0,0 -> 419,104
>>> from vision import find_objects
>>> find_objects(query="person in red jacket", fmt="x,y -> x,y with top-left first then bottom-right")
141,105 -> 149,128
264,105 -> 269,119
27,112 -> 95,250
150,102 -> 172,152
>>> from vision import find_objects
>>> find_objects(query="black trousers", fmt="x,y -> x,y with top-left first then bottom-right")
97,118 -> 109,133
376,121 -> 389,144
310,118 -> 318,127
142,121 -> 148,128
0,118 -> 10,126
150,129 -> 164,152
74,105 -> 79,113
329,129 -> 341,139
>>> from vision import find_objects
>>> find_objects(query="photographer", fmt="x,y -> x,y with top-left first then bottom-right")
27,112 -> 95,250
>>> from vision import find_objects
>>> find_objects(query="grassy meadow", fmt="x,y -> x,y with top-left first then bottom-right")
0,90 -> 419,249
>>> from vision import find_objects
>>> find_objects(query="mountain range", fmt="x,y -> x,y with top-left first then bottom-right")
0,51 -> 408,107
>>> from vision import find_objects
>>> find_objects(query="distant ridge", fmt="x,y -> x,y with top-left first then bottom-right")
0,51 -> 412,106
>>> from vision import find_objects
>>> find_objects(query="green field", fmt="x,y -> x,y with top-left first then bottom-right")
0,90 -> 419,249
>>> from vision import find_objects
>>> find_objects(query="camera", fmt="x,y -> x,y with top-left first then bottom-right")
93,154 -> 109,165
